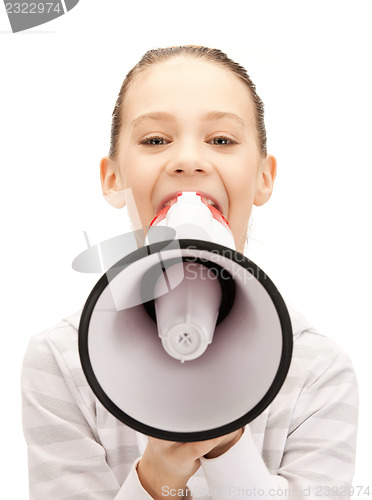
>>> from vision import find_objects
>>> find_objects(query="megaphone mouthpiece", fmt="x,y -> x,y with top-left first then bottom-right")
149,191 -> 235,249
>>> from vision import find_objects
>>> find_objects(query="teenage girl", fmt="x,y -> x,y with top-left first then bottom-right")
22,46 -> 358,500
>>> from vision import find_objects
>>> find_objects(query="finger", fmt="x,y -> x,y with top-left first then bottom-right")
147,435 -> 226,461
173,436 -> 226,460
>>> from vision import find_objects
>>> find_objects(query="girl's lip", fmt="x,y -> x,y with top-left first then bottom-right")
155,191 -> 224,216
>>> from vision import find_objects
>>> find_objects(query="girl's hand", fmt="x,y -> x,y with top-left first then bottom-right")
203,427 -> 244,459
137,428 -> 243,499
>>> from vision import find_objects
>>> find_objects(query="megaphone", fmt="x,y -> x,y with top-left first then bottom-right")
79,192 -> 293,442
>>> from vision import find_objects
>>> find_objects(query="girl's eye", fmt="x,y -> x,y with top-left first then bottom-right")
140,136 -> 169,146
140,135 -> 236,146
209,136 -> 236,146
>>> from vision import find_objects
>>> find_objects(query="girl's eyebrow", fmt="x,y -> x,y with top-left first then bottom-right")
130,111 -> 246,128
131,112 -> 174,128
203,111 -> 246,128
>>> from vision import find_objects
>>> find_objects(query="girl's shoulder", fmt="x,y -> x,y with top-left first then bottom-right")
287,304 -> 357,396
22,308 -> 85,389
288,304 -> 352,362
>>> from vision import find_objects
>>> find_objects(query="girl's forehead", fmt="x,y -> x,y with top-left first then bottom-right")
123,57 -> 255,122
128,57 -> 247,97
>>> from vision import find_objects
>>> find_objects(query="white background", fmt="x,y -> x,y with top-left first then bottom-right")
1,0 -> 371,496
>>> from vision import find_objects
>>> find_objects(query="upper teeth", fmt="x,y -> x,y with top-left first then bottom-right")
205,199 -> 217,207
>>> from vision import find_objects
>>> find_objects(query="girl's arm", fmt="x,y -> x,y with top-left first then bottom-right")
21,320 -> 151,499
21,316 -> 242,500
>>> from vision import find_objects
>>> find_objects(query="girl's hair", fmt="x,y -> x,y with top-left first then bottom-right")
109,46 -> 267,158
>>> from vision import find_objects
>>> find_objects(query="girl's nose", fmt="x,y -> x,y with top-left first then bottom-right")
165,144 -> 213,176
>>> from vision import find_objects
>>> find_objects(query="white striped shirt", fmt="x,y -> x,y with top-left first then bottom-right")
21,306 -> 358,499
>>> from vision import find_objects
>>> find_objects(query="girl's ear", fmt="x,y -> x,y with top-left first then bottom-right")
100,156 -> 126,209
253,155 -> 277,206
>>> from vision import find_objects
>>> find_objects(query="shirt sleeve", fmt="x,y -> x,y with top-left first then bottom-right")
200,426 -> 289,498
279,347 -> 359,498
21,326 -> 151,500
115,458 -> 155,499
199,344 -> 358,500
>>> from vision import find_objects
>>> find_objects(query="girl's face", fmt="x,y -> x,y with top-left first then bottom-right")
101,57 -> 276,252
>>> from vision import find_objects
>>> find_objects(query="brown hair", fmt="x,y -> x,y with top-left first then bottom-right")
109,46 -> 267,158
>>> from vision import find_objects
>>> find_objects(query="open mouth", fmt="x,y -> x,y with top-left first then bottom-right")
156,192 -> 223,217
